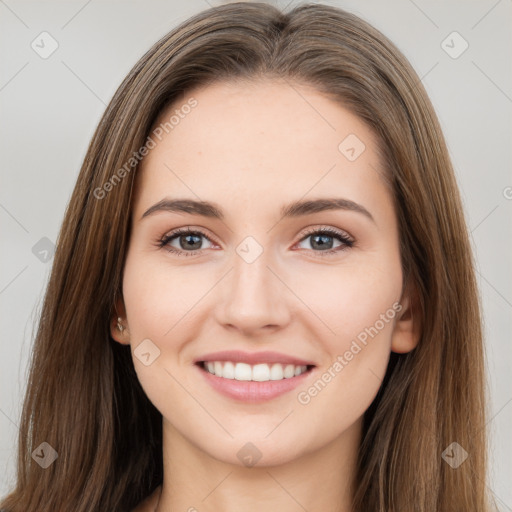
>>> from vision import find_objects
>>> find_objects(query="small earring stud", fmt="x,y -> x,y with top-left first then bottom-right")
117,317 -> 124,332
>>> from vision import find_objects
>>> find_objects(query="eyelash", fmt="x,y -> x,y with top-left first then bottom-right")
157,226 -> 354,258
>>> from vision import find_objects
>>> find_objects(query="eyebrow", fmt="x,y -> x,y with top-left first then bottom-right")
141,197 -> 375,223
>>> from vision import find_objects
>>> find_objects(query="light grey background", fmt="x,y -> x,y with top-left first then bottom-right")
1,0 -> 511,508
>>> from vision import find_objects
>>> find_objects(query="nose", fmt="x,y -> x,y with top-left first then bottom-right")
214,243 -> 291,336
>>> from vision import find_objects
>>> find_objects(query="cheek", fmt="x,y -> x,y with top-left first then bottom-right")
292,255 -> 401,413
293,254 -> 402,348
120,253 -> 203,415
122,252 -> 202,341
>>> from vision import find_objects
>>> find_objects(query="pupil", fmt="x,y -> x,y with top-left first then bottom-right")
182,234 -> 201,250
312,234 -> 332,250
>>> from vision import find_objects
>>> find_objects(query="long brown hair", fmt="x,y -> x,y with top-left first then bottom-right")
1,2 -> 495,510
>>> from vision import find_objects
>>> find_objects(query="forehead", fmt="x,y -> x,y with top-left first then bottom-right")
134,80 -> 390,220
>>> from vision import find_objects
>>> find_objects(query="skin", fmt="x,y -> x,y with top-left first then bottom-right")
111,80 -> 419,512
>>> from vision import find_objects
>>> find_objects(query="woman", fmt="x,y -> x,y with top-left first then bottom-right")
0,2 -> 496,511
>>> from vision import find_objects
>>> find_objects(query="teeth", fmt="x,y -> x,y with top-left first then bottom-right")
223,361 -> 236,379
234,362 -> 251,381
202,361 -> 309,381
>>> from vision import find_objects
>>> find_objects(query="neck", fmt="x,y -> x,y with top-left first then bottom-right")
156,417 -> 362,512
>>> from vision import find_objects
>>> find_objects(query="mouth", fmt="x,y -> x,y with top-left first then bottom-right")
195,360 -> 316,381
194,356 -> 317,402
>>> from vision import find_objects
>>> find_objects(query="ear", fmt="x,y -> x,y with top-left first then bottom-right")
110,296 -> 130,345
391,281 -> 421,354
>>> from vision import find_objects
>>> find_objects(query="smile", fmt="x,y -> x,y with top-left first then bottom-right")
200,360 -> 311,381
195,361 -> 316,402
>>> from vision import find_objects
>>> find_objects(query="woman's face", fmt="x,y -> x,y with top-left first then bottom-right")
112,80 -> 417,466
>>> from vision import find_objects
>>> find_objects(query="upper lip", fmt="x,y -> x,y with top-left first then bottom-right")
194,350 -> 316,367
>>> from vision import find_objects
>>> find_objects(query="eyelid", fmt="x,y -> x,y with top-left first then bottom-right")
161,226 -> 219,244
158,224 -> 355,257
298,225 -> 354,243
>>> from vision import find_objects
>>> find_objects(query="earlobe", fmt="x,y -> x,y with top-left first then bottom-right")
391,285 -> 421,354
110,297 -> 130,345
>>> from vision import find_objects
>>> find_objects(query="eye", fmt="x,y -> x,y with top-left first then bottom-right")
158,227 -> 215,257
295,226 -> 354,256
157,225 -> 354,258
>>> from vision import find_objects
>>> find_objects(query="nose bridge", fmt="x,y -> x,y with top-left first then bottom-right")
215,236 -> 290,333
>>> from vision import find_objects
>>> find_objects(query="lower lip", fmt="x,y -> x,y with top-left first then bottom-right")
196,363 -> 315,403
